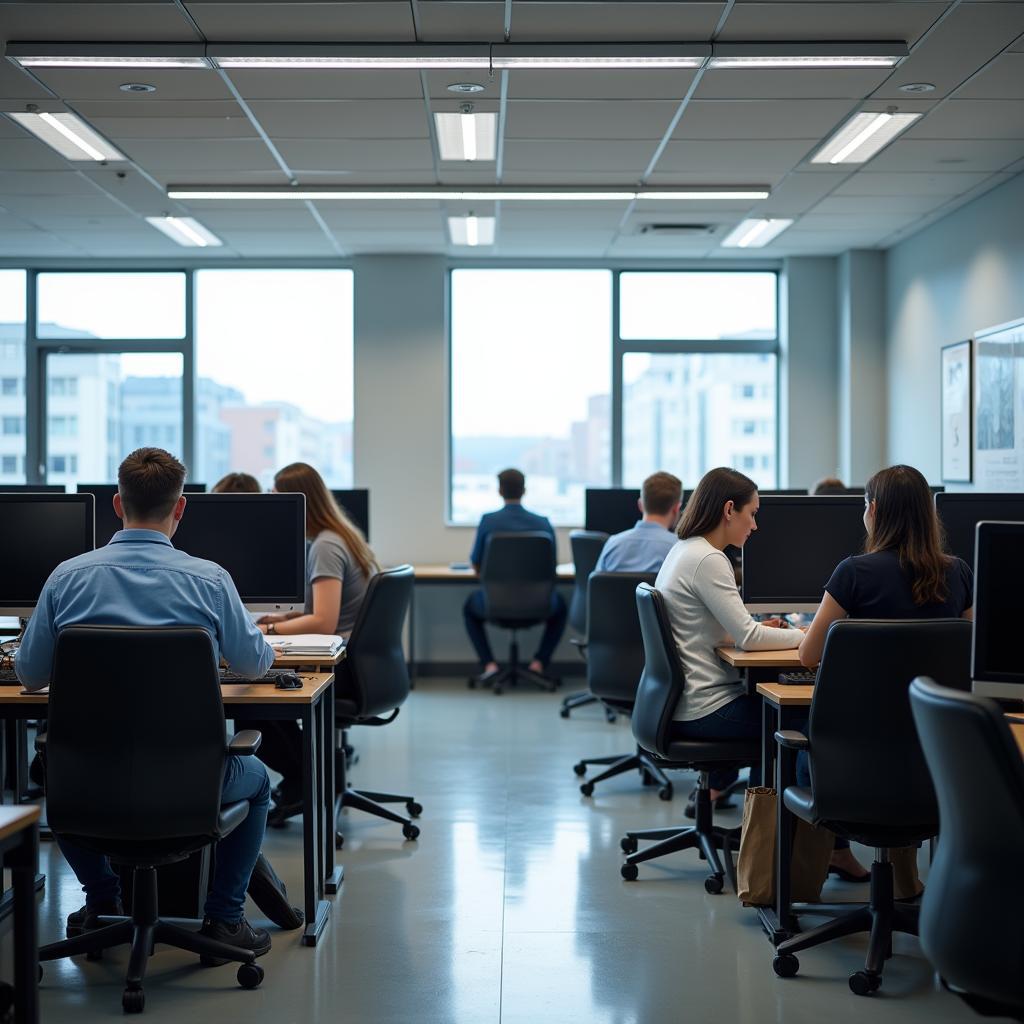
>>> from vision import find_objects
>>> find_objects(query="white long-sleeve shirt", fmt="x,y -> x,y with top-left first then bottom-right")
655,536 -> 801,721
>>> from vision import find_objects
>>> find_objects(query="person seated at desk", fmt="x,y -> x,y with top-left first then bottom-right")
237,461 -> 379,825
212,471 -> 261,493
464,468 -> 567,685
593,471 -> 682,573
15,447 -> 275,960
809,476 -> 847,496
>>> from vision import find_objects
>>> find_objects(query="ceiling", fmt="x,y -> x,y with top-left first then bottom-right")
0,0 -> 1023,259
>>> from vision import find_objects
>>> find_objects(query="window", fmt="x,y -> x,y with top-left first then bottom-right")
450,269 -> 612,525
0,271 -> 26,482
1,456 -> 16,474
195,270 -> 354,489
1,378 -> 18,396
2,416 -> 23,435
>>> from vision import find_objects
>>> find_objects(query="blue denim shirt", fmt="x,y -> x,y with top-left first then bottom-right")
470,503 -> 556,568
593,520 -> 678,574
15,529 -> 274,690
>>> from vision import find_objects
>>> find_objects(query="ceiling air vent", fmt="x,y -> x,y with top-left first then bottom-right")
638,223 -> 716,236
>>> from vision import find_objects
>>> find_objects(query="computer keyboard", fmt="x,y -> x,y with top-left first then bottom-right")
219,668 -> 293,685
777,670 -> 818,686
0,667 -> 21,685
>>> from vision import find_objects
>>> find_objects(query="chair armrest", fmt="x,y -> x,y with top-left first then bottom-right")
34,733 -> 47,755
774,730 -> 809,751
227,730 -> 262,756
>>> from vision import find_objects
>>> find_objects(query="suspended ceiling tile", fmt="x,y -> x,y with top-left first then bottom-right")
695,68 -> 890,100
181,207 -> 320,228
22,68 -> 234,103
317,208 -> 443,230
415,2 -> 506,40
249,99 -> 429,138
0,170 -> 98,194
506,100 -> 677,140
0,229 -> 83,256
955,52 -> 1024,100
159,170 -> 291,188
185,2 -> 415,41
276,138 -> 436,172
655,138 -> 817,174
0,193 -> 130,217
812,193 -> 950,215
0,3 -> 198,43
499,206 -> 628,229
509,3 -> 724,40
118,138 -> 282,172
907,99 -> 1024,140
500,169 -> 649,185
717,3 -> 947,44
504,69 -> 697,101
502,138 -> 657,172
864,137 -> 1024,173
225,69 -> 425,101
672,99 -> 856,140
73,99 -> 244,119
0,137 -> 76,172
834,170 -> 990,196
90,116 -> 258,140
797,211 -> 929,232
422,70 -> 501,100
0,59 -> 52,101
646,168 -> 791,185
749,169 -> 849,215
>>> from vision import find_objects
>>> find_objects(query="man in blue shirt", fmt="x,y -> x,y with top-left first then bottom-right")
16,447 -> 276,963
465,468 -> 566,682
593,471 -> 682,573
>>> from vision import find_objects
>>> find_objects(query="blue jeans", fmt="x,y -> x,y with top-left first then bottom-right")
57,755 -> 271,923
463,589 -> 568,668
669,693 -> 763,791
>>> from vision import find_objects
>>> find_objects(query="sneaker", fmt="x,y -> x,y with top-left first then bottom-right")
66,898 -> 124,938
198,915 -> 272,967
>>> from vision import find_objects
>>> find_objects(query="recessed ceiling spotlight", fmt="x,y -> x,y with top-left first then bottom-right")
899,82 -> 936,93
448,82 -> 485,94
120,82 -> 156,93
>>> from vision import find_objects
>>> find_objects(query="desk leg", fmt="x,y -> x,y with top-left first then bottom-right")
301,703 -> 330,947
11,824 -> 40,1024
322,681 -> 343,896
774,705 -> 799,939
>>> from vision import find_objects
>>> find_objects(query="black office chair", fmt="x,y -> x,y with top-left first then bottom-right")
770,619 -> 972,995
469,531 -> 560,695
910,678 -> 1024,1021
572,572 -> 672,797
37,626 -> 266,1014
335,565 -> 422,847
620,584 -> 761,892
560,530 -> 612,721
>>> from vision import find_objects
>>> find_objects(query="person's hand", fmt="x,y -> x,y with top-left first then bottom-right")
258,613 -> 286,625
761,617 -> 788,629
257,623 -> 269,635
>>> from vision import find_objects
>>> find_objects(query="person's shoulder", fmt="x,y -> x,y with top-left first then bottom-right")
49,547 -> 106,580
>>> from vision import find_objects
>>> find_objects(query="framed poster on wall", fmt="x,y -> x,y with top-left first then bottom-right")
941,339 -> 972,482
974,317 -> 1024,492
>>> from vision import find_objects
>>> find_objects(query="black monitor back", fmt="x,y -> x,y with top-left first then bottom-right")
331,489 -> 369,540
0,493 -> 95,614
741,495 -> 867,609
0,484 -> 65,493
78,482 -> 205,547
170,493 -> 306,608
585,488 -> 640,536
936,492 -> 1024,571
971,521 -> 1024,694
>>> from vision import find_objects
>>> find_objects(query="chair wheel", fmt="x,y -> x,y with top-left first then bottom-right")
704,874 -> 724,894
559,708 -> 570,719
403,823 -> 420,841
572,762 -> 587,776
335,832 -> 344,849
237,962 -> 264,989
406,801 -> 423,817
620,836 -> 638,854
658,785 -> 673,801
849,971 -> 881,996
122,987 -> 145,1014
579,782 -> 594,797
773,953 -> 799,978
621,862 -> 639,881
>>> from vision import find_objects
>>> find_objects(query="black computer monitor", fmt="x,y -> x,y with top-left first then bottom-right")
585,488 -> 641,536
935,492 -> 1024,570
0,484 -> 66,493
170,493 -> 306,611
759,489 -> 808,496
741,496 -> 867,611
0,493 -> 95,615
331,489 -> 369,540
971,521 -> 1024,700
77,483 -> 206,547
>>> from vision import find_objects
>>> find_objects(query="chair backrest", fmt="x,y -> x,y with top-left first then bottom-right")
806,618 -> 972,826
46,626 -> 227,842
910,678 -> 1024,1010
568,530 -> 608,634
631,583 -> 685,756
343,565 -> 415,718
480,531 -> 556,622
585,571 -> 657,704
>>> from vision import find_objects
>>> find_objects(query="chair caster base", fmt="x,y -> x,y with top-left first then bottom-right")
849,971 -> 881,996
403,823 -> 420,841
773,954 -> 799,979
621,862 -> 639,881
122,987 -> 145,1014
704,874 -> 724,895
237,963 -> 264,989
620,836 -> 638,854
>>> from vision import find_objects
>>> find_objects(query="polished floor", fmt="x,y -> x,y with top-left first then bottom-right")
7,679 -> 993,1023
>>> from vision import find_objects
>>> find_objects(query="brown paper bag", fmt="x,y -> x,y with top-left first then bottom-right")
736,786 -> 834,906
890,845 -> 923,900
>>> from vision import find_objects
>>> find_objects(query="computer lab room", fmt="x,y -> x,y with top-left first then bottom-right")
0,1 -> 1023,1022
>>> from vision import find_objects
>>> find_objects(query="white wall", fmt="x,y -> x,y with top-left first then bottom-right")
887,173 -> 1024,479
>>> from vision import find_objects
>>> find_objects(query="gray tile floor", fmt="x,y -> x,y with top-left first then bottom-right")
8,680 -> 995,1022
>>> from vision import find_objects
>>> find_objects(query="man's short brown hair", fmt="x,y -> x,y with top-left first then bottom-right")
118,448 -> 187,521
641,471 -> 683,516
498,468 -> 526,501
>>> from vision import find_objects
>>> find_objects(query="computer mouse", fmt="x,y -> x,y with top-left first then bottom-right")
275,672 -> 303,690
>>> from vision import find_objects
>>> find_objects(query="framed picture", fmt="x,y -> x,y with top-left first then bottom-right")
941,339 -> 972,482
974,317 -> 1024,491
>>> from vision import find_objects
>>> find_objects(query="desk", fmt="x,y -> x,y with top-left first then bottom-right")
717,646 -> 803,698
0,673 -> 339,948
0,806 -> 39,1024
273,649 -> 346,674
1010,719 -> 1024,758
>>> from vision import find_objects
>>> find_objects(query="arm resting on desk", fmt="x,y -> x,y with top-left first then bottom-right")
774,730 -> 809,751
227,730 -> 262,756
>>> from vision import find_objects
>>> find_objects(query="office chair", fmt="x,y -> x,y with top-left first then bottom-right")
620,584 -> 761,892
469,531 -> 561,695
560,530 -> 612,721
910,678 -> 1024,1021
335,565 -> 422,847
37,626 -> 266,1014
572,572 -> 672,797
770,619 -> 972,995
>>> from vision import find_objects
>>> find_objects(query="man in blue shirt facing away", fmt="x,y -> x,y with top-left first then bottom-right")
465,468 -> 567,684
593,471 -> 682,574
16,447 -> 276,963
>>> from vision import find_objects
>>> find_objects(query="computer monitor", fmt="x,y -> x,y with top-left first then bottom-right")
170,493 -> 306,612
77,483 -> 206,547
0,484 -> 66,493
0,493 -> 95,615
935,492 -> 1024,570
759,489 -> 808,496
585,488 -> 641,536
971,521 -> 1024,700
331,489 -> 369,541
741,496 -> 867,612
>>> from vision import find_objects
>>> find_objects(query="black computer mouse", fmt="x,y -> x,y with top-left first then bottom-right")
275,672 -> 303,690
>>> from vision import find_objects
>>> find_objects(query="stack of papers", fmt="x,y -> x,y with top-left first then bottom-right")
268,634 -> 345,656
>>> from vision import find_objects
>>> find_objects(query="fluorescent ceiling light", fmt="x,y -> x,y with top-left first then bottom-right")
211,45 -> 490,69
709,42 -> 907,69
636,189 -> 770,201
8,110 -> 124,162
489,44 -> 708,69
721,218 -> 793,248
434,112 -> 496,161
145,215 -> 222,248
13,55 -> 209,69
448,215 -> 495,246
168,186 -> 770,202
215,54 -> 490,69
810,111 -> 921,164
6,44 -> 210,69
709,55 -> 899,69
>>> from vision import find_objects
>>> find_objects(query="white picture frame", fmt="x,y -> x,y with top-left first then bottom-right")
941,339 -> 972,483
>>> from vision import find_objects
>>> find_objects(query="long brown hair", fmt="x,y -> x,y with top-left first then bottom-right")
864,464 -> 949,605
273,463 -> 378,580
677,467 -> 758,540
